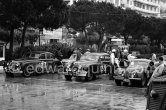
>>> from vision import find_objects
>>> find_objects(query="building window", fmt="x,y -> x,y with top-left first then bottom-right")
147,5 -> 149,10
127,0 -> 129,5
143,5 -> 145,9
134,1 -> 137,6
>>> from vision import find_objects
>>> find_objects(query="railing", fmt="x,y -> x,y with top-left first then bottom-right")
134,0 -> 160,7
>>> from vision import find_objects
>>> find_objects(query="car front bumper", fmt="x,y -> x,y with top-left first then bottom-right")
113,76 -> 124,80
129,78 -> 142,80
73,70 -> 88,77
4,67 -> 23,74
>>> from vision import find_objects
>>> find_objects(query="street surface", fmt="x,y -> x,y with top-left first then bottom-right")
0,72 -> 146,110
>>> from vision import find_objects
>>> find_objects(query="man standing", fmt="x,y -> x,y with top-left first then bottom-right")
151,53 -> 157,62
109,49 -> 116,80
148,56 -> 165,85
84,49 -> 90,54
110,49 -> 116,65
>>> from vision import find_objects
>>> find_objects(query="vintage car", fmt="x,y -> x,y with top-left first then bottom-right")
114,59 -> 151,87
62,52 -> 112,81
61,53 -> 80,80
3,51 -> 61,77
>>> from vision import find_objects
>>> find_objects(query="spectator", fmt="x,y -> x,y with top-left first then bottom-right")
151,53 -> 157,62
148,56 -> 165,85
110,49 -> 116,65
146,61 -> 155,82
84,49 -> 90,54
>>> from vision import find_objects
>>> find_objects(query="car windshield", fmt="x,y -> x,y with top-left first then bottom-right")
80,54 -> 99,61
29,53 -> 40,58
129,61 -> 148,68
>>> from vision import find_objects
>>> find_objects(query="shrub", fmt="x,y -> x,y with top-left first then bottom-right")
12,42 -> 73,60
129,44 -> 162,54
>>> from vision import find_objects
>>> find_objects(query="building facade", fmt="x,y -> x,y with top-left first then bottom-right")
160,13 -> 166,19
121,0 -> 161,17
64,0 -> 160,17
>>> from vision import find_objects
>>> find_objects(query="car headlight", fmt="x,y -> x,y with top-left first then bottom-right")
83,66 -> 88,71
9,62 -> 21,71
72,67 -> 78,72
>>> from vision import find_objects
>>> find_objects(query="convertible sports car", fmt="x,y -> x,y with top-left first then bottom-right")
114,59 -> 151,87
3,51 -> 61,77
62,52 -> 112,81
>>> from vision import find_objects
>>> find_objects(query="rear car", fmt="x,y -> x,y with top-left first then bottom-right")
3,51 -> 61,77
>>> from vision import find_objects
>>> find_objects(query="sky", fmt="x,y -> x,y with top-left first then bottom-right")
160,0 -> 166,12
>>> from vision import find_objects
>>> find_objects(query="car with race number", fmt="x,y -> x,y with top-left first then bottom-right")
62,52 -> 112,81
114,59 -> 151,87
3,51 -> 61,77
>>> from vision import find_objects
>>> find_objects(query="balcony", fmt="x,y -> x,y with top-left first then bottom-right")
133,6 -> 160,15
134,0 -> 160,7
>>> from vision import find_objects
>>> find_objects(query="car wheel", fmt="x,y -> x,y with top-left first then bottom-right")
130,80 -> 136,87
23,65 -> 33,77
140,78 -> 146,87
5,72 -> 14,77
65,75 -> 72,81
86,73 -> 94,81
123,82 -> 129,86
115,80 -> 122,86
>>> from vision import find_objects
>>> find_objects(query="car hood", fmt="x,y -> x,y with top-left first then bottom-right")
61,59 -> 75,63
126,65 -> 144,73
74,60 -> 98,66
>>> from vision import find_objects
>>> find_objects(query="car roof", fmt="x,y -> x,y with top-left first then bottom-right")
85,52 -> 109,56
31,51 -> 52,54
130,59 -> 151,62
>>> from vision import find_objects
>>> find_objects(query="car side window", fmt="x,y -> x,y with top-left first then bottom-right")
50,54 -> 54,59
39,54 -> 46,59
47,53 -> 50,59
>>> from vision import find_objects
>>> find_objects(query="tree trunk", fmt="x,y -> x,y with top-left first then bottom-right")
124,35 -> 128,45
9,27 -> 14,53
21,23 -> 27,48
97,31 -> 104,52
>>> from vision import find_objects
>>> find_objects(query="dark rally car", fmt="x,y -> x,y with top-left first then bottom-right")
3,51 -> 61,77
62,52 -> 112,81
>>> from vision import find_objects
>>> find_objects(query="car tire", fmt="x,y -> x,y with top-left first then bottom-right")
115,80 -> 122,86
5,72 -> 14,77
23,65 -> 33,77
130,80 -> 135,87
86,73 -> 94,81
139,74 -> 147,87
123,82 -> 129,86
65,75 -> 72,80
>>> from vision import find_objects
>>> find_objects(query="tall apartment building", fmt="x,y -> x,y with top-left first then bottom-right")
64,0 -> 160,17
121,0 -> 161,17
